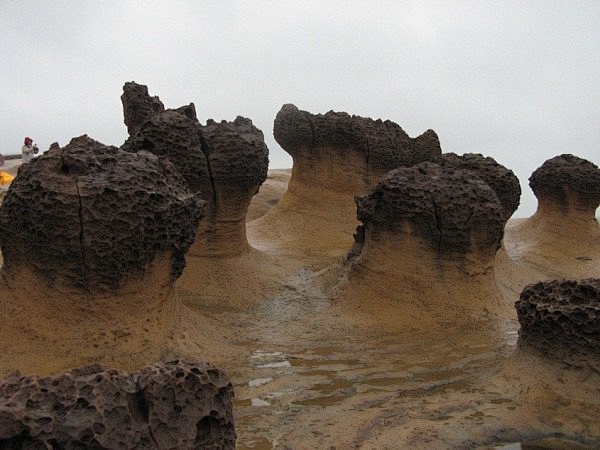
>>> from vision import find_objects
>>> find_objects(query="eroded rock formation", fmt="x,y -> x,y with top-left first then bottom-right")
440,152 -> 521,221
248,104 -> 442,262
332,162 -> 509,329
503,154 -> 600,279
0,135 -> 203,292
0,359 -> 236,449
121,81 -> 269,257
515,278 -> 600,367
0,136 -> 207,374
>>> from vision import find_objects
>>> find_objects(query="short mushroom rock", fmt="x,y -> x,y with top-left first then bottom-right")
121,82 -> 268,257
440,152 -> 521,222
503,154 -> 600,279
0,359 -> 236,449
355,162 -> 505,269
331,162 -> 509,330
0,135 -> 205,375
248,104 -> 442,262
529,154 -> 600,212
515,278 -> 600,367
0,135 -> 203,292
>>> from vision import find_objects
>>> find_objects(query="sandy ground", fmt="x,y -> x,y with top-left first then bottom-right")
0,163 -> 599,448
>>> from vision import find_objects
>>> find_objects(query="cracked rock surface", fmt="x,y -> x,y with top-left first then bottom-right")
515,278 -> 600,367
121,82 -> 268,256
441,152 -> 521,221
0,135 -> 203,292
355,162 -> 505,261
0,359 -> 236,449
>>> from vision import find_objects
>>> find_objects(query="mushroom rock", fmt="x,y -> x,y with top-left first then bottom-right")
332,162 -> 509,329
504,154 -> 600,279
121,82 -> 269,257
515,278 -> 600,368
0,360 -> 236,449
188,116 -> 269,257
440,152 -> 521,222
0,135 -> 207,374
247,104 -> 442,264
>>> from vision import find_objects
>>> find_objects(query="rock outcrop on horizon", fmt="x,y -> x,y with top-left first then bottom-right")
440,152 -> 521,221
121,81 -> 269,257
247,104 -> 442,263
0,359 -> 236,449
331,162 -> 509,329
503,154 -> 600,280
515,278 -> 600,368
0,135 -> 203,292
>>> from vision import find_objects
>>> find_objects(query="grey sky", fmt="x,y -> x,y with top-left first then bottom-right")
1,0 -> 598,217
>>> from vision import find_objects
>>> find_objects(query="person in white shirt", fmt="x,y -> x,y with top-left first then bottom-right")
22,137 -> 38,163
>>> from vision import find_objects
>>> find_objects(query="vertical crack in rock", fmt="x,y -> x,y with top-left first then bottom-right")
74,179 -> 89,291
302,111 -> 317,149
430,195 -> 443,253
199,132 -> 217,208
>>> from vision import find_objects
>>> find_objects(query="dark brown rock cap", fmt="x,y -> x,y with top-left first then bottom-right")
0,135 -> 204,292
121,82 -> 269,198
515,278 -> 600,366
202,116 -> 269,188
529,154 -> 600,210
441,152 -> 521,221
273,103 -> 442,170
355,162 -> 505,259
0,359 -> 236,449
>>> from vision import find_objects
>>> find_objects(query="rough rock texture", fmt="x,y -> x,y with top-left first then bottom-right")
0,359 -> 236,449
355,162 -> 505,261
121,82 -> 269,256
515,278 -> 600,366
246,105 -> 442,262
441,152 -> 521,221
0,135 -> 203,292
274,104 -> 441,176
121,82 -> 166,135
529,154 -> 600,210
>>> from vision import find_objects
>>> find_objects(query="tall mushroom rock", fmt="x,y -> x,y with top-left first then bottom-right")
0,135 -> 203,291
515,278 -> 600,368
440,152 -> 521,222
0,360 -> 236,449
121,81 -> 269,257
247,104 -> 442,262
503,154 -> 600,278
273,103 -> 441,191
0,136 -> 205,374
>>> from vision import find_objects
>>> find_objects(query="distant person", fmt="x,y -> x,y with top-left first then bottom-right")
22,137 -> 38,163
0,153 -> 4,167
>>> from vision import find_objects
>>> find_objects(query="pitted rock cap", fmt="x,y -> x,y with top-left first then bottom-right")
529,154 -> 600,208
355,162 -> 505,257
0,135 -> 204,292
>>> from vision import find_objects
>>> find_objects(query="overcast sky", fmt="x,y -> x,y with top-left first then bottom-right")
1,1 -> 598,217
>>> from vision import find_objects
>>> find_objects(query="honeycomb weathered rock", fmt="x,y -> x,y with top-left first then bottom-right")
121,82 -> 268,256
0,359 -> 236,449
515,278 -> 600,366
0,135 -> 204,292
355,162 -> 505,260
441,152 -> 521,221
274,103 -> 442,176
529,154 -> 600,210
